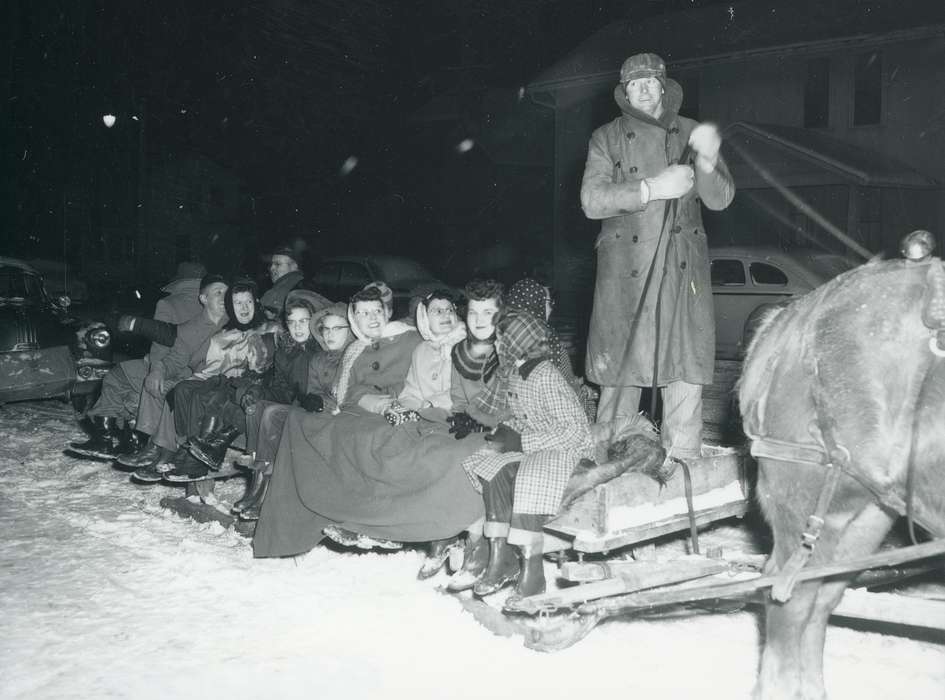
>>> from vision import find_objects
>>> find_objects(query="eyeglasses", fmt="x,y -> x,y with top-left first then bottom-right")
428,306 -> 456,317
322,324 -> 349,334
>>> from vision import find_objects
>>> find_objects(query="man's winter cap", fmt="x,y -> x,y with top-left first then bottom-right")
270,245 -> 299,265
620,53 -> 666,86
167,261 -> 207,284
199,273 -> 228,294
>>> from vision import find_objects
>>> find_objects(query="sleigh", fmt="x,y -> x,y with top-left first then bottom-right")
464,414 -> 945,653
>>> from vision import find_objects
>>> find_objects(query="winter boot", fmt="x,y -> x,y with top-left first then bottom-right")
184,415 -> 220,448
188,424 -> 242,470
232,467 -> 266,514
417,536 -> 462,580
163,451 -> 212,482
117,439 -> 164,469
446,536 -> 491,592
237,473 -> 271,521
472,537 -> 521,597
69,416 -> 122,459
505,543 -> 546,609
115,427 -> 148,458
130,446 -> 175,483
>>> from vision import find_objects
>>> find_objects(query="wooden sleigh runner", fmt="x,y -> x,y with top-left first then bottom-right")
464,417 -> 945,652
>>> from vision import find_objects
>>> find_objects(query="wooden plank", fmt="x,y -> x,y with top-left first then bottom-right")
507,558 -> 730,614
559,556 -> 728,584
563,500 -> 750,554
548,447 -> 747,538
831,589 -> 945,631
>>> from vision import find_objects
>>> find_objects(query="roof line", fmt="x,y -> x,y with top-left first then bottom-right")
527,24 -> 945,94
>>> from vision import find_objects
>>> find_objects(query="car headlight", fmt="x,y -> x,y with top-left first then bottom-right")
87,327 -> 111,349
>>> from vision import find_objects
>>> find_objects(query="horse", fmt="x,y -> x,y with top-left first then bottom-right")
738,254 -> 945,700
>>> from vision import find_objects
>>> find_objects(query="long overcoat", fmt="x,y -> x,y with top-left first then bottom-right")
580,80 -> 735,387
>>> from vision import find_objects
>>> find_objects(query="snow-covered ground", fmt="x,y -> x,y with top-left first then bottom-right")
2,401 -> 943,700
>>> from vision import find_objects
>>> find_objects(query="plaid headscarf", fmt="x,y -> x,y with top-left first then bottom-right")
472,310 -> 549,418
505,278 -> 567,377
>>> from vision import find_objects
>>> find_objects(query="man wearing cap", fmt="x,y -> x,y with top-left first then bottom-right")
580,52 -> 735,461
260,245 -> 306,320
117,275 -> 230,474
69,261 -> 207,459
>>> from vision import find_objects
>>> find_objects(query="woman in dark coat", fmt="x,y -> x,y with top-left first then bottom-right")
234,301 -> 353,520
252,287 -> 487,558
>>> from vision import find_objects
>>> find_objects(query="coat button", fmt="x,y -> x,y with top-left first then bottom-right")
371,361 -> 380,371
632,235 -> 638,243
631,269 -> 640,277
626,131 -> 635,141
628,166 -> 637,173
680,261 -> 687,270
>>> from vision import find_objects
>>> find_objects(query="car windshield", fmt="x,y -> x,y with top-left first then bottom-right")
0,268 -> 45,302
805,254 -> 859,280
374,258 -> 436,285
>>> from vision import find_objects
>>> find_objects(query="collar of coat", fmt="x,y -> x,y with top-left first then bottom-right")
518,357 -> 545,381
613,76 -> 683,131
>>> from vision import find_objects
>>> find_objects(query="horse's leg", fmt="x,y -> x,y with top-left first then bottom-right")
754,458 -> 824,700
797,499 -> 896,699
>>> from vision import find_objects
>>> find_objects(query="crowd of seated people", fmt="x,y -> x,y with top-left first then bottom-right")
68,249 -> 602,602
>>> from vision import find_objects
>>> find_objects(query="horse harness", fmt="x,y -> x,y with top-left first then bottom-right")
745,259 -> 945,601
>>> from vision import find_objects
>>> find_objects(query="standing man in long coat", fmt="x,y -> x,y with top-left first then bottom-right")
580,53 -> 735,460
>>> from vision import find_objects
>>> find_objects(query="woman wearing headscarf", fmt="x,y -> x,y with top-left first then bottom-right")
252,286 -> 488,559
147,277 -> 279,483
461,309 -> 595,604
233,301 -> 353,520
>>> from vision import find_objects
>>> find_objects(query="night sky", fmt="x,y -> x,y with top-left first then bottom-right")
4,0 -> 734,283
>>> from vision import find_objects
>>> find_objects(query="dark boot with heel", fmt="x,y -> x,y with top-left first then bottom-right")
417,536 -> 462,580
189,424 -> 242,470
472,537 -> 521,597
237,473 -> 271,521
232,467 -> 266,514
69,416 -> 122,459
503,543 -> 546,612
446,536 -> 490,592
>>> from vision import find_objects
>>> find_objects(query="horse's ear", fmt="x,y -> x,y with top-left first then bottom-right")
920,260 -> 945,332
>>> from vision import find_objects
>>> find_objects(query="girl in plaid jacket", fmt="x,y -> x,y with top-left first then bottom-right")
462,309 -> 595,602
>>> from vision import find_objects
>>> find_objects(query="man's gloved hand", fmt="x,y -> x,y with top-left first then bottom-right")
144,370 -> 164,396
484,424 -> 523,453
688,122 -> 721,171
299,393 -> 324,413
447,412 -> 487,440
645,164 -> 694,201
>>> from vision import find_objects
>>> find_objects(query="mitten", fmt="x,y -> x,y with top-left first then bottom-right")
300,393 -> 325,413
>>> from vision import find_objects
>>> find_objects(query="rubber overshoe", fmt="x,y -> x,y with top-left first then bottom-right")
446,536 -> 490,592
472,537 -> 520,597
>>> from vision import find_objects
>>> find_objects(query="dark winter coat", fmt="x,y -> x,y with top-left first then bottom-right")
580,79 -> 735,387
262,334 -> 321,405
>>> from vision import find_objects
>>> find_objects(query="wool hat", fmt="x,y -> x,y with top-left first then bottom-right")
199,273 -> 227,294
619,52 -> 666,86
270,245 -> 299,265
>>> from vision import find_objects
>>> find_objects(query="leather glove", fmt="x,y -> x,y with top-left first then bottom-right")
688,122 -> 721,171
447,412 -> 486,440
300,393 -> 324,413
484,424 -> 523,453
645,164 -> 694,201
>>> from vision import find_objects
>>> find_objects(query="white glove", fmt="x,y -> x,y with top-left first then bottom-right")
358,393 -> 395,414
645,164 -> 694,201
689,123 -> 721,171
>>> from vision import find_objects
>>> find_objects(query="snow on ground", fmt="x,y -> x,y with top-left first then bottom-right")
1,402 -> 943,700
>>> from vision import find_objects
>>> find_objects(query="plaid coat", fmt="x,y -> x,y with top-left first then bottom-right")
463,359 -> 595,515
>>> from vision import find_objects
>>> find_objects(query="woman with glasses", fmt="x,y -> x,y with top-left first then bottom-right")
253,285 -> 490,561
233,301 -> 354,521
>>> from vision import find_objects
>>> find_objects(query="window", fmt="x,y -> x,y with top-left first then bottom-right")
710,259 -> 746,286
749,262 -> 788,286
853,51 -> 882,126
804,57 -> 830,128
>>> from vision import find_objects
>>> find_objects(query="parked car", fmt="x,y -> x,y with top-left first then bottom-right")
0,257 -> 114,411
709,247 -> 859,359
311,255 -> 453,319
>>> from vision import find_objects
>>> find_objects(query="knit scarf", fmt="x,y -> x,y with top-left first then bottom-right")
416,301 -> 467,361
451,337 -> 498,385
